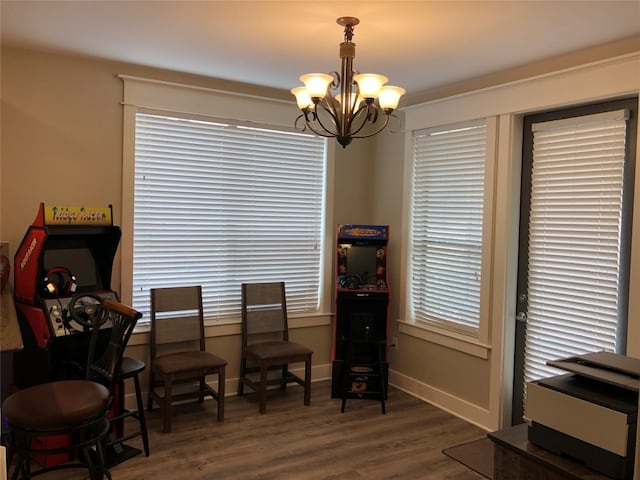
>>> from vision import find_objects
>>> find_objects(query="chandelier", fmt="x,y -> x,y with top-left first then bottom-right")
291,17 -> 405,148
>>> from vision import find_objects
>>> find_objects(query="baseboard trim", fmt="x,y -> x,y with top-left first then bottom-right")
389,369 -> 491,431
123,363 -> 490,432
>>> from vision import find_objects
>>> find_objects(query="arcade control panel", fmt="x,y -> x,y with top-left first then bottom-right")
44,291 -> 118,337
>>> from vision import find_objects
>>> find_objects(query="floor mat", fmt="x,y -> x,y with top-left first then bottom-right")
442,436 -> 494,479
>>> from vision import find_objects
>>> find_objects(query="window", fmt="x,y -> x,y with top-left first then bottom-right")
132,112 -> 327,322
408,120 -> 489,335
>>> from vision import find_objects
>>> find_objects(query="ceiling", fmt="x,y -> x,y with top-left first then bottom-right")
2,1 -> 640,104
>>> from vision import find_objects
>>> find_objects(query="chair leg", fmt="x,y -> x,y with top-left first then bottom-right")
80,445 -> 96,480
96,427 -> 113,480
378,343 -> 386,415
133,373 -> 150,456
237,357 -> 246,396
163,379 -> 173,433
280,365 -> 287,390
198,377 -> 206,403
92,435 -> 110,480
340,341 -> 354,413
8,431 -> 31,480
5,437 -> 15,479
147,371 -> 156,412
217,367 -> 225,422
9,448 -> 28,480
304,356 -> 311,406
115,380 -> 125,439
259,364 -> 268,414
14,454 -> 29,480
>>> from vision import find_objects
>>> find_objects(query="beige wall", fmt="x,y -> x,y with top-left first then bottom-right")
1,48 -> 124,271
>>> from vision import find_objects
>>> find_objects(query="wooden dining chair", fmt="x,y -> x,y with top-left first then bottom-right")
147,285 -> 227,433
238,282 -> 313,414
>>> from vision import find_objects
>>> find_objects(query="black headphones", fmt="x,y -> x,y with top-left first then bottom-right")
42,266 -> 78,298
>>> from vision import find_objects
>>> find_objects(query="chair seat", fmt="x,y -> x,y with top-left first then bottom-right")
3,379 -> 109,429
246,341 -> 313,361
119,356 -> 146,378
153,350 -> 227,375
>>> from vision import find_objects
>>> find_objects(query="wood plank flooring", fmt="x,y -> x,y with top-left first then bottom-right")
15,380 -> 489,479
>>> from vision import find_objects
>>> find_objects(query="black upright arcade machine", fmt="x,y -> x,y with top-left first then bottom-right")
13,203 -> 121,389
331,224 -> 390,400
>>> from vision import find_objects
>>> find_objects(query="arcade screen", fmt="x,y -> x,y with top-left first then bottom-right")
43,247 -> 99,291
341,244 -> 382,286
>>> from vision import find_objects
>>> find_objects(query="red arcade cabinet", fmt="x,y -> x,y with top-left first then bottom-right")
13,204 -> 121,389
331,224 -> 390,400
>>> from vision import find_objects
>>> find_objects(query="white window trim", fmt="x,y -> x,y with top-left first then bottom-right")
399,116 -> 497,357
119,75 -> 336,326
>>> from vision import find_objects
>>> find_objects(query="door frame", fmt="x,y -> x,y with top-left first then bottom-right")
511,96 -> 638,425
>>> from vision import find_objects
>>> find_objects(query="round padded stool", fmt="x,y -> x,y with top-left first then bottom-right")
3,379 -> 111,480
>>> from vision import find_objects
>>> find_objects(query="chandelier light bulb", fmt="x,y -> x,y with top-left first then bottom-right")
299,74 -> 334,100
378,86 -> 406,111
291,87 -> 313,110
353,74 -> 388,100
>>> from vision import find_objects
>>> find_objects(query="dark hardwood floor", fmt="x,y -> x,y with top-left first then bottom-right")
16,380 -> 488,479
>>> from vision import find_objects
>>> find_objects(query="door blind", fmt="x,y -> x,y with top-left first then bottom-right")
524,109 -> 629,381
410,122 -> 487,333
133,112 -> 326,322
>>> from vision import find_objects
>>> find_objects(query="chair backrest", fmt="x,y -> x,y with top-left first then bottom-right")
150,286 -> 206,359
241,282 -> 289,347
87,298 -> 141,390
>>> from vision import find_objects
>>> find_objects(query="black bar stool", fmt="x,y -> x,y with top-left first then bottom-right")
340,324 -> 387,415
106,356 -> 150,462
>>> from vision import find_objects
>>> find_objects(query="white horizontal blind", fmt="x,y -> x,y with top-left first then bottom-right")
410,121 -> 487,333
133,113 -> 326,322
524,110 -> 629,382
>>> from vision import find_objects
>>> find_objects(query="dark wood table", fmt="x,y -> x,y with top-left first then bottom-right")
488,424 -> 611,480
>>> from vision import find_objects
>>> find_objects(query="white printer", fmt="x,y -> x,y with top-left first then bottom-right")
525,351 -> 639,480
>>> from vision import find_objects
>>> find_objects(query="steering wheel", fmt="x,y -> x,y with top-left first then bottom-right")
67,293 -> 108,329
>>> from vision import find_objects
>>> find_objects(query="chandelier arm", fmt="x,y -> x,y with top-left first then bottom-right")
295,110 -> 338,138
296,104 -> 394,140
303,124 -> 342,139
338,104 -> 366,138
312,101 -> 343,138
324,84 -> 343,126
347,111 -> 391,139
344,104 -> 380,137
328,71 -> 340,90
294,113 -> 307,133
295,104 -> 341,138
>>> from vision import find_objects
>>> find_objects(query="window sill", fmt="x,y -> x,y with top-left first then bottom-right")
397,320 -> 490,359
128,312 -> 333,347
